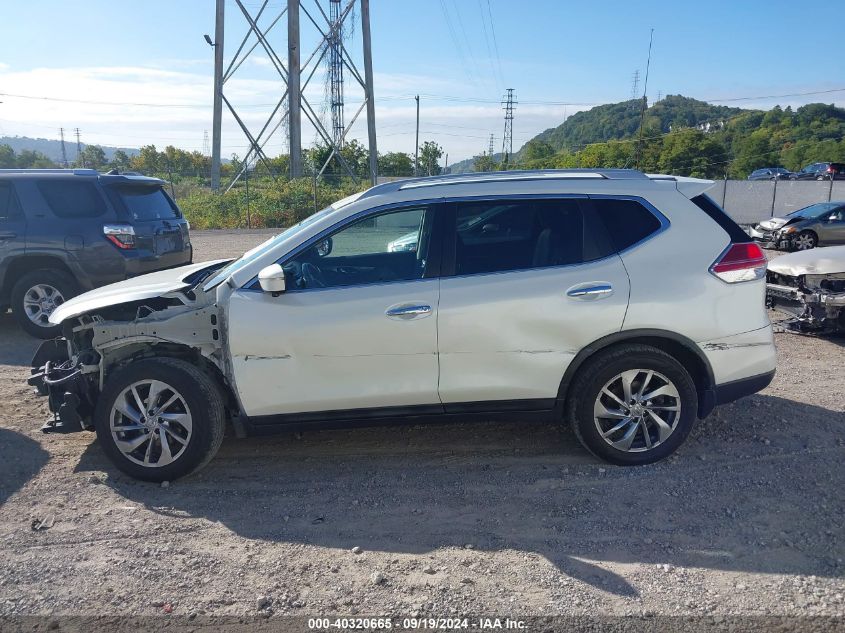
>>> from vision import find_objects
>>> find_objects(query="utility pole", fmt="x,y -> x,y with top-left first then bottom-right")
74,128 -> 83,167
501,88 -> 516,168
634,29 -> 654,171
414,95 -> 420,177
288,0 -> 302,178
59,128 -> 69,168
210,0 -> 225,190
361,0 -> 378,185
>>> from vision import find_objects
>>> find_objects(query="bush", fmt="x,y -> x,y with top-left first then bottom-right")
177,177 -> 364,230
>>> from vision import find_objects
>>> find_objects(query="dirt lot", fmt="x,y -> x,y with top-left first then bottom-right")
0,230 -> 844,625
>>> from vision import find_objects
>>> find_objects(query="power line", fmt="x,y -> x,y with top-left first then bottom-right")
437,0 -> 476,86
484,0 -> 505,86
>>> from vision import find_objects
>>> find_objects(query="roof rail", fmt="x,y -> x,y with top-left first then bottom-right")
0,168 -> 99,176
361,168 -> 648,198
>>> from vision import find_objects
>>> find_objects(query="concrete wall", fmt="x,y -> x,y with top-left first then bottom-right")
709,179 -> 845,224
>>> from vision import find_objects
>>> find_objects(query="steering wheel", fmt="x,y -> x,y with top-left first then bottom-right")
301,262 -> 327,288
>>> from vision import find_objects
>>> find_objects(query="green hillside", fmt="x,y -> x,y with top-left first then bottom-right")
454,95 -> 845,178
531,95 -> 748,153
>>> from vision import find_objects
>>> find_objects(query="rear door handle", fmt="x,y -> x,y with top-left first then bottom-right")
385,304 -> 432,319
567,283 -> 613,299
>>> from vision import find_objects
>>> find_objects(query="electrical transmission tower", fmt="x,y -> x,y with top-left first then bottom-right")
202,130 -> 210,156
488,134 -> 495,157
501,88 -> 516,167
74,128 -> 83,167
630,70 -> 640,110
328,0 -> 345,149
209,0 -> 378,191
59,128 -> 69,168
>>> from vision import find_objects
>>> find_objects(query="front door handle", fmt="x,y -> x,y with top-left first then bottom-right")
385,304 -> 432,319
567,283 -> 613,299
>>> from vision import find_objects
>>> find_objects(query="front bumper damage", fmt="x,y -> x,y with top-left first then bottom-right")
28,339 -> 99,434
766,272 -> 845,333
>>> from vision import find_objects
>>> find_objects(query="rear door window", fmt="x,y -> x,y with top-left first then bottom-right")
108,186 -> 180,221
450,198 -> 612,276
37,180 -> 107,218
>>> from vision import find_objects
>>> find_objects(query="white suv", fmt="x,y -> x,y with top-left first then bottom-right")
30,169 -> 776,481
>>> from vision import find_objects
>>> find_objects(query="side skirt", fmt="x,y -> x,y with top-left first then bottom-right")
243,399 -> 558,436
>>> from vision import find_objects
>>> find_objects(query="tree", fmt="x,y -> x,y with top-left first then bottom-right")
418,141 -> 443,176
658,129 -> 728,178
76,145 -> 107,170
110,150 -> 132,171
520,139 -> 555,163
378,151 -> 414,176
473,153 -> 499,172
0,145 -> 16,168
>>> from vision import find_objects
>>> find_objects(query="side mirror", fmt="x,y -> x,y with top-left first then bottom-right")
828,214 -> 839,222
258,264 -> 286,295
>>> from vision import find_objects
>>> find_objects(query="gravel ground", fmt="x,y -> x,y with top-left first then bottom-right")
0,231 -> 843,626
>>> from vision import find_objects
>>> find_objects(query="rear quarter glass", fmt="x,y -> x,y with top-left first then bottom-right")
690,194 -> 750,243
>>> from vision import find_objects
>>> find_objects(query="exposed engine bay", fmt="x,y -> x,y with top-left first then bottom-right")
28,261 -> 234,434
766,247 -> 845,333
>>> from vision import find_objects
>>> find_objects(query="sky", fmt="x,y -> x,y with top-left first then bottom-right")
0,0 -> 843,164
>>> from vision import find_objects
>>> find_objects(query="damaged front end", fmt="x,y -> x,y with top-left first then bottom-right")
766,269 -> 845,333
27,261 -> 232,434
28,338 -> 100,433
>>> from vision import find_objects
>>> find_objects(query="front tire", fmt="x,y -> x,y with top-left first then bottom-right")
11,269 -> 79,339
792,230 -> 817,251
568,344 -> 698,466
94,358 -> 226,482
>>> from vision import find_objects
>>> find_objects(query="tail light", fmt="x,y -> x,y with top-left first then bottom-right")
710,242 -> 767,283
103,224 -> 136,250
827,165 -> 835,174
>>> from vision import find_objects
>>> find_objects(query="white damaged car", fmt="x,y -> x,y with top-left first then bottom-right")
29,170 -> 776,481
766,245 -> 845,332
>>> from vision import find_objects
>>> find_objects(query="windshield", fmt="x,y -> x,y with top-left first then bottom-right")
786,202 -> 839,219
202,206 -> 336,290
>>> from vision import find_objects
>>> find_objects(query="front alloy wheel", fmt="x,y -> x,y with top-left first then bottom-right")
793,231 -> 817,251
110,380 -> 193,467
95,358 -> 226,481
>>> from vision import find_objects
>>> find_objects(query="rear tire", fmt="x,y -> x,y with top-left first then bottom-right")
94,358 -> 226,482
11,269 -> 79,339
568,344 -> 698,466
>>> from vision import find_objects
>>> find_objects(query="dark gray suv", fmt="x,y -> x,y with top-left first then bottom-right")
0,169 -> 192,337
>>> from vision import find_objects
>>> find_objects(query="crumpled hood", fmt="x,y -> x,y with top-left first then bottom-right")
50,259 -> 230,324
758,217 -> 789,230
767,246 -> 845,277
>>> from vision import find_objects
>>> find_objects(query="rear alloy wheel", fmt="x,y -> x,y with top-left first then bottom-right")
95,358 -> 226,482
593,370 -> 681,452
569,344 -> 698,465
11,269 -> 78,338
792,231 -> 817,251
